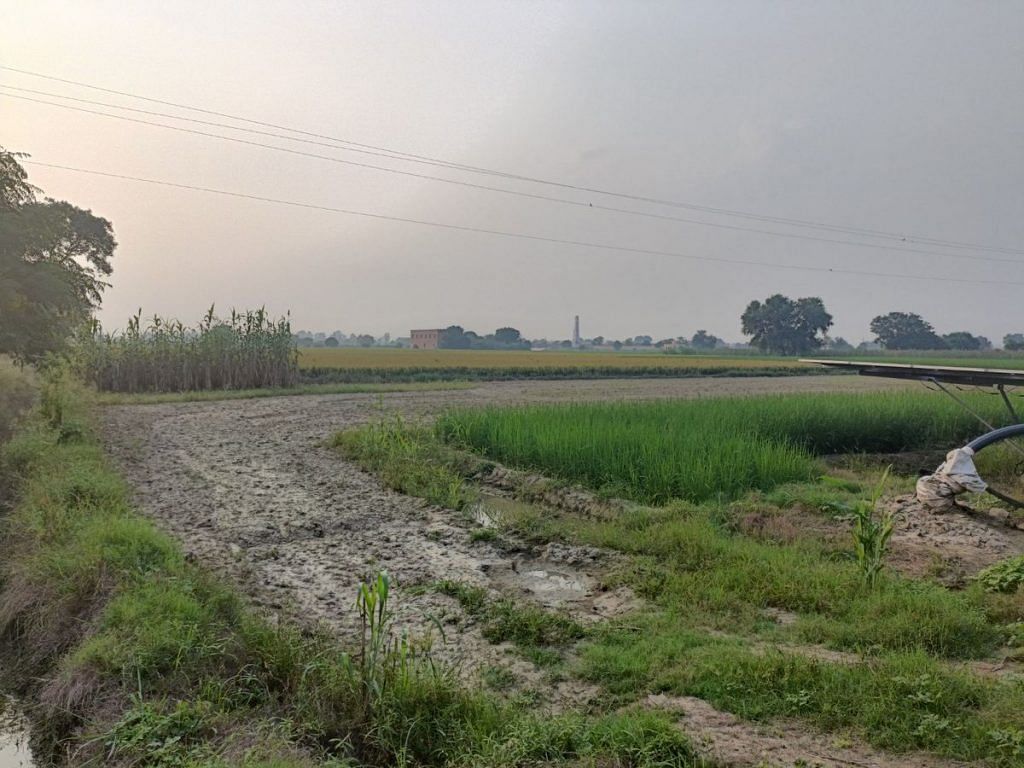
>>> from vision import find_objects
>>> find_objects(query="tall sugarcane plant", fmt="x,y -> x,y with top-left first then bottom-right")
76,306 -> 298,392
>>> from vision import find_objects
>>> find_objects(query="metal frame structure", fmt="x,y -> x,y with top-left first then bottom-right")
801,359 -> 1024,507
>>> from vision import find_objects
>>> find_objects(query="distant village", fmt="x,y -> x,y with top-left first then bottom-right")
293,318 -> 871,353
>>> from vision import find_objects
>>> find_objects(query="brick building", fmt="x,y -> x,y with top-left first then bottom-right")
410,329 -> 442,349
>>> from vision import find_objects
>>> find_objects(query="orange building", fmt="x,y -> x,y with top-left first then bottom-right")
410,329 -> 442,349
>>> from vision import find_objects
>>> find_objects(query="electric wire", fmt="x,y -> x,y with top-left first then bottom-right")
3,62 -> 1020,256
23,159 -> 1024,288
3,88 -> 1019,268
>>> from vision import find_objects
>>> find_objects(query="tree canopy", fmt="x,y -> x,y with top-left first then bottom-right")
1004,334 -> 1024,351
494,327 -> 522,344
0,148 -> 116,362
740,294 -> 832,355
869,312 -> 946,350
942,331 -> 991,351
690,330 -> 722,350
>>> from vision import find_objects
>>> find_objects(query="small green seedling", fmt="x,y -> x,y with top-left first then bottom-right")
851,467 -> 894,590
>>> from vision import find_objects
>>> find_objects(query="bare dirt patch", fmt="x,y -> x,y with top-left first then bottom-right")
885,494 -> 1024,584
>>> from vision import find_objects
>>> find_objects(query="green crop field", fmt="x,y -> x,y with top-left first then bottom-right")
437,392 -> 1014,503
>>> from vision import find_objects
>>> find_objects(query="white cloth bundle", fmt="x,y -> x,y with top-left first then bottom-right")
916,446 -> 987,512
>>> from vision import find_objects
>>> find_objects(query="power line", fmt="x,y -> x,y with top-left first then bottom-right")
23,159 -> 1024,288
4,89 -> 1020,268
3,62 -> 1020,256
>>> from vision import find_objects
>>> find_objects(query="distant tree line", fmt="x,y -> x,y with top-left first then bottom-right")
738,293 -> 1012,355
438,326 -> 530,350
296,299 -> 1019,357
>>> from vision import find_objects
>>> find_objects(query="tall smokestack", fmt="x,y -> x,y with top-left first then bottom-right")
573,315 -> 581,348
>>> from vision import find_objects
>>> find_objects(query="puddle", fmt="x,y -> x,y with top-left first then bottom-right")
0,696 -> 34,768
481,552 -> 598,609
470,494 -> 539,528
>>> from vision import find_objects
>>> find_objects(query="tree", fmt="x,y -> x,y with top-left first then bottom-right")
942,331 -> 990,351
691,330 -> 721,350
439,325 -> 470,349
356,334 -> 375,347
870,312 -> 946,350
0,148 -> 116,362
740,295 -> 832,356
494,327 -> 521,344
827,336 -> 854,352
323,336 -> 339,348
1004,334 -> 1024,351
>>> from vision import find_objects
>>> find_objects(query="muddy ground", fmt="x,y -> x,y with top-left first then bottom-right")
101,375 -> 1004,767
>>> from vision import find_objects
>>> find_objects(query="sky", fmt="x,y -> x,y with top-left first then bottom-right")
3,1 -> 1023,344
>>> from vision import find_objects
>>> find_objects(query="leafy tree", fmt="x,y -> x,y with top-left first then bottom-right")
439,325 -> 470,349
323,336 -> 339,348
356,334 -> 375,347
741,294 -> 832,355
827,336 -> 855,352
0,148 -> 116,362
494,327 -> 521,344
1004,334 -> 1024,351
870,312 -> 946,350
942,331 -> 991,351
690,330 -> 722,350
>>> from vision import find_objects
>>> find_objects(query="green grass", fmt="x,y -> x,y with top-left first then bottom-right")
95,379 -> 474,405
579,623 -> 1024,764
334,416 -> 479,510
437,392 -> 1012,504
435,579 -> 585,660
0,373 -> 704,767
338,413 -> 1024,762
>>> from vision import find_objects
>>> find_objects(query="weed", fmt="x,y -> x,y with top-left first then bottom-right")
851,468 -> 894,589
468,527 -> 500,543
480,665 -> 516,691
977,556 -> 1024,594
435,579 -> 584,662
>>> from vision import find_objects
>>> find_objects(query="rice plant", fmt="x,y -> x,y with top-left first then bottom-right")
77,306 -> 298,392
437,392 -> 1013,504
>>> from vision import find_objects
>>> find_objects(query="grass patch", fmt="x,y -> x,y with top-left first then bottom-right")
334,417 -> 479,510
565,501 -> 1000,658
580,623 -> 1024,764
436,579 -> 585,661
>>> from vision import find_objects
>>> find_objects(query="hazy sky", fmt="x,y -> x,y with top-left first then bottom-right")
4,1 -> 1023,343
